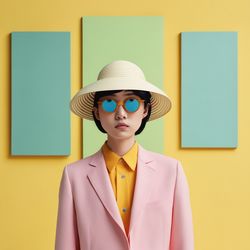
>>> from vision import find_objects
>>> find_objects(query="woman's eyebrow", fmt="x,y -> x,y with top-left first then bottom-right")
114,92 -> 135,97
103,92 -> 135,98
124,92 -> 135,96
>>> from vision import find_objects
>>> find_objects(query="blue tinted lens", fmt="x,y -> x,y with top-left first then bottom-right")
102,99 -> 117,112
124,98 -> 140,112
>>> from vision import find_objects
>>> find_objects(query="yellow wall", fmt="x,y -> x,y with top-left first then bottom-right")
1,0 -> 250,249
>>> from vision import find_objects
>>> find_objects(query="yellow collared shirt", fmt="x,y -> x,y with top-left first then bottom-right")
101,141 -> 138,236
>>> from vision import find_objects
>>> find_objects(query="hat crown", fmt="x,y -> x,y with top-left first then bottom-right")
97,60 -> 146,80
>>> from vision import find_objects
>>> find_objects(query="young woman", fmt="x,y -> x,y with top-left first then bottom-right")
55,60 -> 194,250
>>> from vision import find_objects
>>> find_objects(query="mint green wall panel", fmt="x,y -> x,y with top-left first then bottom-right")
181,32 -> 238,148
82,16 -> 165,157
11,32 -> 70,155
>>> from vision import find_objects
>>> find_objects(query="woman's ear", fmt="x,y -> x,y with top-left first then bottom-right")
142,103 -> 150,118
93,107 -> 100,120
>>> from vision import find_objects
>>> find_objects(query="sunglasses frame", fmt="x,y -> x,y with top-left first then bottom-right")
97,96 -> 145,113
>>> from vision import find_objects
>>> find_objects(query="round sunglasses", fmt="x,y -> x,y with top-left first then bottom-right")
97,96 -> 145,113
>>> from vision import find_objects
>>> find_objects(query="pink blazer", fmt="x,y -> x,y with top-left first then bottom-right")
55,144 -> 194,250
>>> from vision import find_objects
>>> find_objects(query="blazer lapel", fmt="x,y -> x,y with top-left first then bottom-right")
86,144 -> 158,240
128,144 -> 157,237
87,149 -> 126,234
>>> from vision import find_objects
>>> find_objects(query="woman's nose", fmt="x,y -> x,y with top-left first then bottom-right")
115,104 -> 127,119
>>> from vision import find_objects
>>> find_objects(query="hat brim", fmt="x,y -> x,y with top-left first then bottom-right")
70,77 -> 172,121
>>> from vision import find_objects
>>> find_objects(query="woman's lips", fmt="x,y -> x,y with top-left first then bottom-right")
115,123 -> 129,128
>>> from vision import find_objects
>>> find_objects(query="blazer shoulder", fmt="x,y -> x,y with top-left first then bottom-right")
64,149 -> 101,174
140,146 -> 180,172
142,146 -> 178,164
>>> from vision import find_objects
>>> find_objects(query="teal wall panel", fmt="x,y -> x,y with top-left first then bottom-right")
11,32 -> 71,155
181,32 -> 238,148
82,16 -> 165,157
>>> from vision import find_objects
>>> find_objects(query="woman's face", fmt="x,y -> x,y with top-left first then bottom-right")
93,90 -> 149,141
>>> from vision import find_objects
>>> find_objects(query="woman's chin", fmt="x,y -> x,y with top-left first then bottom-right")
108,132 -> 135,140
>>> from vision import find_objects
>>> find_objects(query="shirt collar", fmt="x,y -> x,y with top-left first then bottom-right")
101,140 -> 138,173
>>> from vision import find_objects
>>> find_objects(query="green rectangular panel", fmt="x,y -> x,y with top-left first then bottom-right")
11,32 -> 71,155
82,16 -> 165,157
181,32 -> 238,148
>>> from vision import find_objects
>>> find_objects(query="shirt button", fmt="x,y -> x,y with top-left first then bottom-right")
122,208 -> 127,212
121,175 -> 126,179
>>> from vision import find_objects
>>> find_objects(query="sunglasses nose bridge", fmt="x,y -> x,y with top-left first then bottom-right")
115,100 -> 124,110
115,100 -> 127,114
116,100 -> 123,106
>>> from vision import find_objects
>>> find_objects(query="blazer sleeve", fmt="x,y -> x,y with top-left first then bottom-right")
169,160 -> 195,250
55,166 -> 80,250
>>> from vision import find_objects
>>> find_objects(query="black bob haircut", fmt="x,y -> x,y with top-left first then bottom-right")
92,89 -> 152,135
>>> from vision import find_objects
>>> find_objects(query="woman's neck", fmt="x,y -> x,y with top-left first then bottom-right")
106,135 -> 136,156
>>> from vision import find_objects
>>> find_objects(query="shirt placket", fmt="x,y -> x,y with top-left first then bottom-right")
116,159 -> 129,228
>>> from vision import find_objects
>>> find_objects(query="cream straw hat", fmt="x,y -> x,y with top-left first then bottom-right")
70,60 -> 172,121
